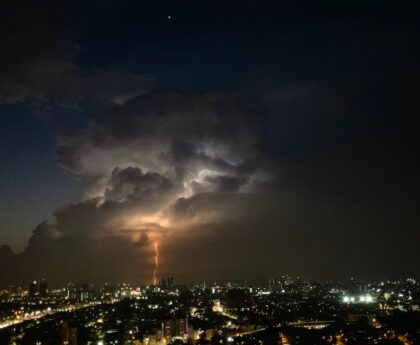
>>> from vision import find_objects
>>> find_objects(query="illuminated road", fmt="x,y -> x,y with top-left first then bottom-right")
287,320 -> 333,329
0,300 -> 111,330
235,327 -> 266,336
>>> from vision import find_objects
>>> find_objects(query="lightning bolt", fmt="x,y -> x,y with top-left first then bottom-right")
153,241 -> 159,285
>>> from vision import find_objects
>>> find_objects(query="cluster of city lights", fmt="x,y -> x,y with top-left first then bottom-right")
342,294 -> 374,303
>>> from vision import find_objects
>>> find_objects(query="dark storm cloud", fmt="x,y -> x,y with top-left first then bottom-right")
55,91 -> 269,200
0,0 -> 154,130
1,91 -> 273,285
0,60 -> 154,121
1,223 -> 153,286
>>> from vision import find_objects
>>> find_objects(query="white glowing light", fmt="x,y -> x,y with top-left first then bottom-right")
343,294 -> 374,304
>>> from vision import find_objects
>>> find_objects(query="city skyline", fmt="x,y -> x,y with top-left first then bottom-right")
0,0 -> 419,286
1,276 -> 419,344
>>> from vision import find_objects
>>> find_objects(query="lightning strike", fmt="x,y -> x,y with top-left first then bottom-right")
153,241 -> 159,285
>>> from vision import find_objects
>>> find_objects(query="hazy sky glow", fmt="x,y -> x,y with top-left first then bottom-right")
0,1 -> 419,286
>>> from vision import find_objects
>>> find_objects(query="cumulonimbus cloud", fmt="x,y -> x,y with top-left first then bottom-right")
55,91 -> 272,232
1,91 -> 273,285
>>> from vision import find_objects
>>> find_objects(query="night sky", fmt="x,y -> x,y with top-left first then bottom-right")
0,0 -> 419,286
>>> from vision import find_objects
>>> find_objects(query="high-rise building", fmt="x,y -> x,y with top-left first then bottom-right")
162,319 -> 173,339
160,278 -> 167,290
280,274 -> 294,286
59,320 -> 77,345
175,318 -> 188,337
39,279 -> 48,298
29,281 -> 38,298
160,318 -> 188,340
167,276 -> 174,289
160,276 -> 175,290
29,279 -> 48,298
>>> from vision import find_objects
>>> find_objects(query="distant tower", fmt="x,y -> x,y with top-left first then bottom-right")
160,276 -> 175,289
167,276 -> 174,289
39,279 -> 48,298
29,281 -> 39,298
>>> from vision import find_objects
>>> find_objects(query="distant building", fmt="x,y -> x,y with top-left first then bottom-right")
29,281 -> 38,297
280,274 -> 294,286
29,279 -> 48,298
226,289 -> 248,311
160,276 -> 175,290
268,275 -> 294,290
59,320 -> 77,345
175,318 -> 188,337
158,318 -> 189,340
66,282 -> 97,301
39,280 -> 47,298
167,276 -> 174,289
162,319 -> 173,339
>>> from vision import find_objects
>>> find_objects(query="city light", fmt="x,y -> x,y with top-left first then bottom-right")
342,294 -> 374,304
0,277 -> 418,344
